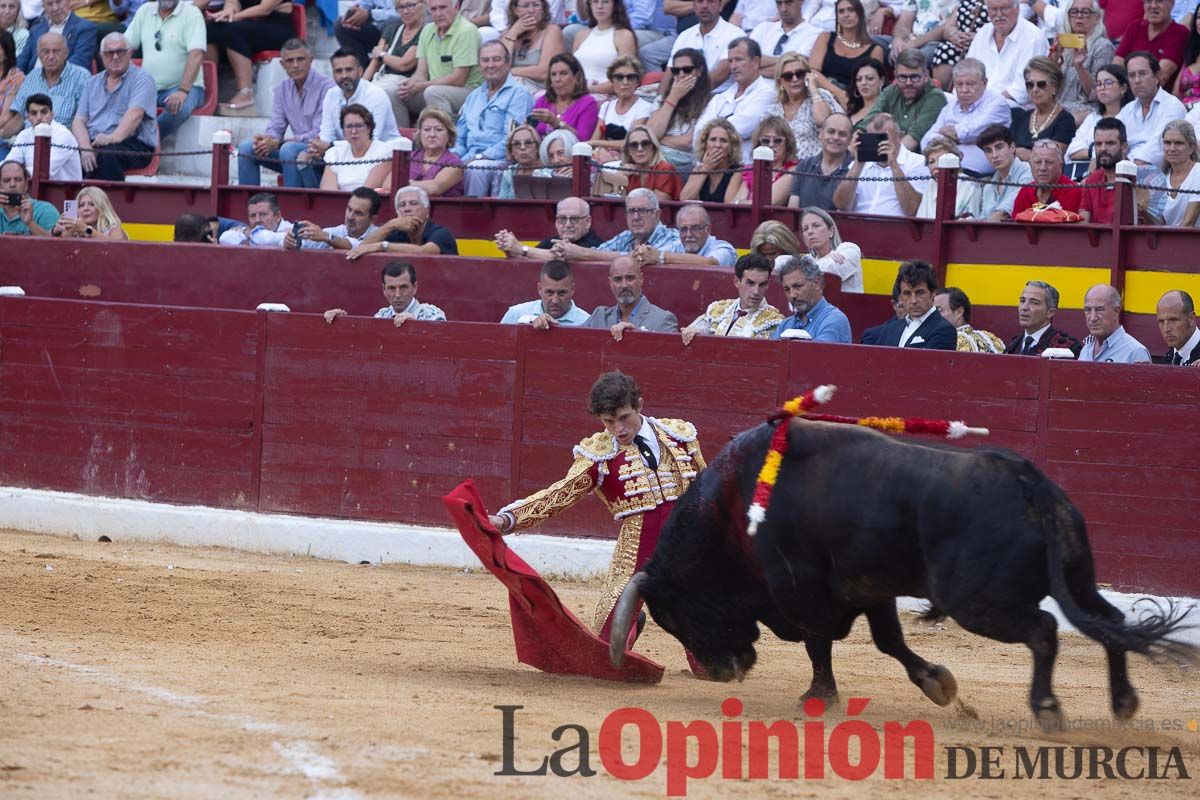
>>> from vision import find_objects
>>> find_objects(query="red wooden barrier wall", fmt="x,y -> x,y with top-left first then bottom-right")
2,296 -> 1197,595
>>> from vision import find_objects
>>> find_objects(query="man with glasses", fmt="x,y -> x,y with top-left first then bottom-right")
556,188 -> 682,263
310,48 -> 400,166
633,203 -> 737,266
680,252 -> 783,344
1011,139 -> 1082,216
862,48 -> 946,152
1078,284 -> 1151,363
919,58 -> 1010,174
692,37 -> 776,161
122,0 -> 206,139
661,0 -> 742,94
965,0 -> 1048,106
1114,0 -> 1188,86
16,0 -> 96,73
71,32 -> 157,181
1118,50 -> 1186,164
2,33 -> 90,141
454,39 -> 533,197
749,0 -> 821,74
494,196 -> 603,259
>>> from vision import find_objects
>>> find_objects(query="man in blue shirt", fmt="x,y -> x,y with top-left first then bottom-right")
3,34 -> 91,142
455,39 -> 533,197
559,189 -> 682,263
0,160 -> 59,236
1078,284 -> 1152,364
771,254 -> 852,343
500,259 -> 592,327
71,32 -> 158,181
636,203 -> 737,267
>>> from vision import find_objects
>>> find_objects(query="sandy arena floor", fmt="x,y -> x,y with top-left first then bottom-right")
0,529 -> 1196,799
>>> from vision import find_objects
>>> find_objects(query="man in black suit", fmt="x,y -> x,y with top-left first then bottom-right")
860,277 -> 907,345
872,260 -> 957,350
1155,290 -> 1200,366
1003,280 -> 1082,357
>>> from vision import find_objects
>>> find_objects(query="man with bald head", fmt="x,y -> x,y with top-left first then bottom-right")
585,256 -> 679,340
1079,284 -> 1151,364
634,204 -> 737,267
17,0 -> 97,74
1155,290 -> 1200,365
493,196 -> 603,259
2,33 -> 91,140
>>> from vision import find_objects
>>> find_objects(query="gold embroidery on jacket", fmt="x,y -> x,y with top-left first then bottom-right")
594,513 -> 643,630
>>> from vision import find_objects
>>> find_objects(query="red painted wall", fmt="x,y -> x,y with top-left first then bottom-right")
2,296 -> 1197,596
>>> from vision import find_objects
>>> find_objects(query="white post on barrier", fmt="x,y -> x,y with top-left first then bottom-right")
256,303 -> 291,312
0,286 -> 26,297
750,146 -> 774,227
571,142 -> 594,197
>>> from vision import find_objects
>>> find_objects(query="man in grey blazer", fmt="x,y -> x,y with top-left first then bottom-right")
585,256 -> 679,340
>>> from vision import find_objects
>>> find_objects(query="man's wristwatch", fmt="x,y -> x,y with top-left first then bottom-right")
521,245 -> 529,257
380,240 -> 390,251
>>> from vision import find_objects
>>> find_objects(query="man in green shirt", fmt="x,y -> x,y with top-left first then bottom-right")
122,0 -> 207,138
394,0 -> 483,125
0,161 -> 59,236
862,48 -> 946,153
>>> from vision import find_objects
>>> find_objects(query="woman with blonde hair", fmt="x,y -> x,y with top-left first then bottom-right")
767,53 -> 842,160
501,0 -> 564,93
680,117 -> 743,203
52,186 -> 128,241
799,206 -> 862,293
587,54 -> 654,162
496,124 -> 542,198
749,219 -> 804,261
405,107 -> 464,197
594,124 -> 681,201
1160,119 -> 1200,228
735,115 -> 799,206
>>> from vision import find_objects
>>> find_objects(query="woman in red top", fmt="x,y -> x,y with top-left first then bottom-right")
593,125 -> 682,201
736,116 -> 799,207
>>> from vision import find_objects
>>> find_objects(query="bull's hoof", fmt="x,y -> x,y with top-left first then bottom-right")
917,664 -> 958,707
1034,697 -> 1064,732
1112,689 -> 1139,720
800,685 -> 839,707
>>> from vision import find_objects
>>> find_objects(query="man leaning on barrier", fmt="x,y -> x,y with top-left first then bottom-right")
555,188 -> 681,263
348,185 -> 459,258
325,261 -> 448,328
500,259 -> 592,328
286,187 -> 383,251
494,195 -> 603,259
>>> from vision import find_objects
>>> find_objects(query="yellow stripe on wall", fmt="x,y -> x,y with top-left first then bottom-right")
126,223 -> 176,242
944,263 -> 1110,309
1123,271 -> 1200,314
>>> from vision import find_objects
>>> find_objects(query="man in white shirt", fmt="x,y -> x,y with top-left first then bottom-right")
218,192 -> 293,248
663,0 -> 744,94
920,58 -> 1011,175
310,49 -> 400,164
1119,51 -> 1186,165
4,92 -> 81,181
750,0 -> 823,73
692,37 -> 777,161
802,0 -> 838,31
285,188 -> 382,251
965,0 -> 1049,106
833,113 -> 929,216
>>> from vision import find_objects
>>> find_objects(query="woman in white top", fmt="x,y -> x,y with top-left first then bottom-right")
1066,64 -> 1130,162
320,104 -> 392,192
1160,119 -> 1200,228
572,0 -> 636,94
916,138 -> 980,220
799,206 -> 863,293
587,55 -> 654,162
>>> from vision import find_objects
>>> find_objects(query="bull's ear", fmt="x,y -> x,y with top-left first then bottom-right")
609,572 -> 649,668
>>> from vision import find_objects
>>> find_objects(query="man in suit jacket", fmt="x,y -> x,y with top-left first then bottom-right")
861,282 -> 907,345
18,0 -> 98,74
1003,280 -> 1083,357
585,256 -> 679,340
872,260 -> 957,350
1155,289 -> 1200,365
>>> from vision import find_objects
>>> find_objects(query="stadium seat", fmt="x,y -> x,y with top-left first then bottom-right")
125,129 -> 161,178
252,4 -> 307,64
399,127 -> 415,139
514,174 -> 571,200
196,61 -> 219,116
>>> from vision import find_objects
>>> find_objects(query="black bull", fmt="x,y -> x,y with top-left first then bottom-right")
610,419 -> 1194,728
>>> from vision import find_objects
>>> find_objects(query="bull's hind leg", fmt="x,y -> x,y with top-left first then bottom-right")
952,604 -> 1063,731
864,603 -> 957,706
801,636 -> 839,705
1071,588 -> 1139,719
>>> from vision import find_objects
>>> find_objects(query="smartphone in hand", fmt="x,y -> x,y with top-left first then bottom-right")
857,132 -> 887,163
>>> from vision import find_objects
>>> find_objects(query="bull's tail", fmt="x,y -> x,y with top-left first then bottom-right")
1035,468 -> 1198,665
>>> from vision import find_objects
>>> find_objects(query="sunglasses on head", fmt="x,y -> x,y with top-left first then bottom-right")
1025,79 -> 1049,90
779,70 -> 807,82
670,65 -> 696,76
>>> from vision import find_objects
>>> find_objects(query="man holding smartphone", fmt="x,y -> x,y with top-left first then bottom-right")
832,113 -> 927,216
0,160 -> 59,236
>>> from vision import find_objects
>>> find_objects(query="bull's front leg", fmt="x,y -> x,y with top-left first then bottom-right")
800,636 -> 839,705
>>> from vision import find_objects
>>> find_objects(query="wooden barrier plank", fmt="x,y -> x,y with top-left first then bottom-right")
1043,432 -> 1195,469
1042,461 -> 1200,499
1047,399 -> 1199,433
1049,363 -> 1200,405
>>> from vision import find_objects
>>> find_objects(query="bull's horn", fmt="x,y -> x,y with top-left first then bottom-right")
609,573 -> 648,668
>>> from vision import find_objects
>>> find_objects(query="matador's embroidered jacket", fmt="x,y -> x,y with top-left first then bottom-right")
498,417 -> 706,634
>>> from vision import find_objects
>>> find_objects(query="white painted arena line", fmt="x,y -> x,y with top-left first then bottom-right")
14,653 -> 362,800
2,486 -> 1196,646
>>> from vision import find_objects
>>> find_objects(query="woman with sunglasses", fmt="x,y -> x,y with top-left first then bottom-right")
496,124 -> 543,199
735,116 -> 798,206
1066,64 -> 1131,161
1053,0 -> 1113,123
364,0 -> 425,126
502,0 -> 564,93
572,0 -> 636,94
588,55 -> 654,162
767,53 -> 842,160
680,118 -> 743,203
645,48 -> 712,174
320,104 -> 392,191
530,52 -> 598,139
808,0 -> 884,107
1012,57 -> 1076,161
846,58 -> 885,128
594,125 -> 680,201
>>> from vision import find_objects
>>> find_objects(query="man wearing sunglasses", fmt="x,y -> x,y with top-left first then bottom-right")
748,0 -> 821,75
122,0 -> 206,139
71,31 -> 158,181
861,48 -> 945,152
